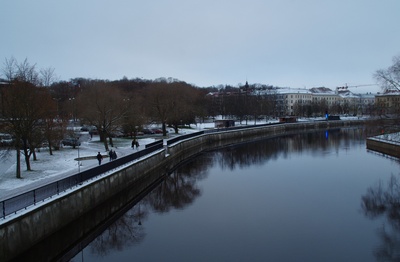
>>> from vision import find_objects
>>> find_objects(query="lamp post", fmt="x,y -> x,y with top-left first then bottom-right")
77,137 -> 80,173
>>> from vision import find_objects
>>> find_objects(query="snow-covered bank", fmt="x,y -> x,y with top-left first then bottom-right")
0,134 -> 156,201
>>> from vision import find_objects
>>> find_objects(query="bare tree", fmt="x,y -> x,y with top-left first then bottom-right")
120,92 -> 145,139
77,81 -> 129,151
2,56 -> 17,81
142,81 -> 176,135
15,58 -> 40,85
167,82 -> 201,132
40,67 -> 58,87
1,80 -> 54,177
1,57 -> 59,177
143,81 -> 200,135
375,55 -> 400,92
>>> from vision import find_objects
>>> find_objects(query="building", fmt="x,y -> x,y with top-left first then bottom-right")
375,89 -> 400,115
274,87 -> 312,116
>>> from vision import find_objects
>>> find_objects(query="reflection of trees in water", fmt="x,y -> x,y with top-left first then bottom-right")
362,174 -> 400,261
89,204 -> 147,258
146,157 -> 209,212
87,156 -> 211,257
214,128 -> 366,171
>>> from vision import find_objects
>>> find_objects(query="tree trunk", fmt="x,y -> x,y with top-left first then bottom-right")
22,139 -> 32,171
103,140 -> 109,151
16,149 -> 21,179
32,147 -> 37,161
48,140 -> 53,155
23,147 -> 31,171
99,131 -> 105,142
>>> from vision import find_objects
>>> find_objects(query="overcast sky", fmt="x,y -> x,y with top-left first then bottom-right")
1,0 -> 400,93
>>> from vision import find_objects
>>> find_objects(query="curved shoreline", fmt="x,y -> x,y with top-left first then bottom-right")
0,120 -> 368,261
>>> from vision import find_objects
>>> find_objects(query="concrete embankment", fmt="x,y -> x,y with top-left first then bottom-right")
0,120 -> 365,261
367,137 -> 400,158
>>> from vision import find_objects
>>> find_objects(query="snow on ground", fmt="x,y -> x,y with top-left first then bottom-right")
0,117 -> 365,201
369,132 -> 400,145
0,133 -> 157,201
0,123 -> 216,201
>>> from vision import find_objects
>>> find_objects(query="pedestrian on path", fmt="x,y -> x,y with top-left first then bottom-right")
96,152 -> 103,165
109,150 -> 113,161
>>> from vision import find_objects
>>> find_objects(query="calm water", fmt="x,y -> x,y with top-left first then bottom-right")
71,128 -> 400,262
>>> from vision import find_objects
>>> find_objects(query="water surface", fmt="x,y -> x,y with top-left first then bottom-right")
72,128 -> 400,262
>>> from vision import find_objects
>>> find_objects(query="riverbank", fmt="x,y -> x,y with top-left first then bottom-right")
367,132 -> 400,158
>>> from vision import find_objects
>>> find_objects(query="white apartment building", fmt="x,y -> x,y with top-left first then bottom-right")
281,89 -> 312,115
275,86 -> 375,116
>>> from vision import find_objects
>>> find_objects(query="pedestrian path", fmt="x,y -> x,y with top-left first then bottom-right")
0,136 -> 152,201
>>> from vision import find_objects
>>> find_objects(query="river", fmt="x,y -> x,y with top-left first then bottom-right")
63,127 -> 400,262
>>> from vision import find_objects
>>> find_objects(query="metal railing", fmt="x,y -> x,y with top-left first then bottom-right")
1,143 -> 163,219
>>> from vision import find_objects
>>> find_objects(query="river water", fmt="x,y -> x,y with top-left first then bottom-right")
71,127 -> 400,262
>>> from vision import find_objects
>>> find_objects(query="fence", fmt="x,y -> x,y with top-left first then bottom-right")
1,143 -> 164,219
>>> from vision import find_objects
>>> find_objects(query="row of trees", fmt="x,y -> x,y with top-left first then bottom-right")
1,55 -> 400,178
292,99 -> 376,117
0,58 -> 217,177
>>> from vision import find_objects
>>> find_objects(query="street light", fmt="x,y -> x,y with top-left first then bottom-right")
77,137 -> 80,173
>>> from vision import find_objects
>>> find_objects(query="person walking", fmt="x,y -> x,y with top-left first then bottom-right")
96,152 -> 103,165
109,150 -> 113,161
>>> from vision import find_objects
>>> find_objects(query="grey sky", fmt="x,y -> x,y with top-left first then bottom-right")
1,0 -> 399,93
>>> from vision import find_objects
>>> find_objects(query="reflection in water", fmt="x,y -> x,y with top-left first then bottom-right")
79,155 -> 210,260
209,128 -> 365,171
362,174 -> 400,261
70,127 -> 399,261
147,159 -> 204,213
89,204 -> 147,259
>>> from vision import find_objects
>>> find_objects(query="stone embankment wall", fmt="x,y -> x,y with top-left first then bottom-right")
0,120 -> 364,261
366,138 -> 400,158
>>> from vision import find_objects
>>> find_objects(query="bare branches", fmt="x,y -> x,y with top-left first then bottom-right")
77,81 -> 129,151
40,67 -> 58,87
1,57 -> 58,87
374,55 -> 400,92
1,57 -> 60,178
2,57 -> 18,81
